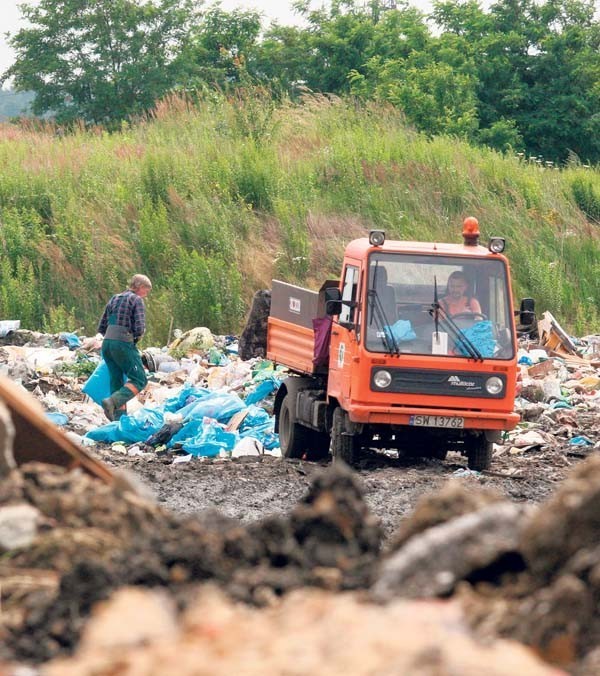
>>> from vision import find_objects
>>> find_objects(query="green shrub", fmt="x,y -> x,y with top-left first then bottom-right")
166,248 -> 244,333
42,304 -> 79,334
0,258 -> 43,328
571,175 -> 600,222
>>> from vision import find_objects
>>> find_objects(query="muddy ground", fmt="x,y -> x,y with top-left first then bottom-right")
96,443 -> 573,538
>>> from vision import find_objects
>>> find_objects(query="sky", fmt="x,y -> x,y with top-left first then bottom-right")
0,0 -> 436,77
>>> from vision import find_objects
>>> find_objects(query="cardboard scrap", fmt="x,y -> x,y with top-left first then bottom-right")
225,409 -> 250,432
538,311 -> 578,356
527,360 -> 555,379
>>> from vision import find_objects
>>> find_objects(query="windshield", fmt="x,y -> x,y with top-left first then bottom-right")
365,253 -> 515,360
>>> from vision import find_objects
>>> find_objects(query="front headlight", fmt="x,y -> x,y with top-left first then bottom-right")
485,376 -> 504,395
374,369 -> 392,389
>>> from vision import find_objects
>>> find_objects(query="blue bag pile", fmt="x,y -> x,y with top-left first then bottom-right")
85,385 -> 280,457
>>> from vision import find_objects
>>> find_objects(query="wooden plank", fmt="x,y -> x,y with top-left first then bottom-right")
0,375 -> 114,484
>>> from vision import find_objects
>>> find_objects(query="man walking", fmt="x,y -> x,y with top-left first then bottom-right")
97,274 -> 152,421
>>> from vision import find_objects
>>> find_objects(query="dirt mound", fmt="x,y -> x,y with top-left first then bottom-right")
46,587 -> 562,676
387,478 -> 505,551
0,461 -> 381,664
457,456 -> 600,670
5,454 -> 600,672
371,456 -> 600,671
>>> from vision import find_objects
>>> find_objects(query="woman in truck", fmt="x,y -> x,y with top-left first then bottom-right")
439,271 -> 482,317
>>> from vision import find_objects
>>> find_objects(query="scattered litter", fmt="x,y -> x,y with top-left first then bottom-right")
569,435 -> 593,446
172,454 -> 193,463
0,319 -> 20,337
453,468 -> 480,477
46,411 -> 68,426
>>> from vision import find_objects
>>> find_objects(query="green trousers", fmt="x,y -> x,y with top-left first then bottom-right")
101,339 -> 148,414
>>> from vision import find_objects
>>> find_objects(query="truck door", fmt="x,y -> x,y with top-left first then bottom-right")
328,262 -> 360,405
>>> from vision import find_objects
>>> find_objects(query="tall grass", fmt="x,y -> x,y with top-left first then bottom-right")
0,91 -> 598,345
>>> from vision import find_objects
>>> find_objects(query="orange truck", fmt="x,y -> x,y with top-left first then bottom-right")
267,218 -> 534,470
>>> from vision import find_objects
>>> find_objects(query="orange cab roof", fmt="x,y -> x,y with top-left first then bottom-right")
344,237 -> 495,259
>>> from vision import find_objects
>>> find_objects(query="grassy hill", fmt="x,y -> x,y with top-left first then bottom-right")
0,91 -> 598,346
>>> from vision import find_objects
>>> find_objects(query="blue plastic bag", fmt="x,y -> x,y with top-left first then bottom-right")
384,320 -> 417,344
118,409 -> 164,443
46,412 -> 68,426
60,332 -> 82,350
182,421 -> 239,457
455,321 -> 497,358
239,408 -> 280,449
239,405 -> 271,430
168,418 -> 205,447
82,360 -> 124,405
178,392 -> 246,423
570,435 -> 593,446
163,385 -> 212,413
86,409 -> 164,444
245,379 -> 279,405
85,421 -> 122,443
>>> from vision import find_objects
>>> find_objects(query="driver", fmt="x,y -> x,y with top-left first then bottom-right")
440,271 -> 482,317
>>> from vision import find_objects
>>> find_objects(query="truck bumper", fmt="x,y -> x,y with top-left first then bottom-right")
348,405 -> 520,431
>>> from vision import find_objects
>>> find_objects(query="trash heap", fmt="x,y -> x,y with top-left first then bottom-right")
499,313 -> 600,472
0,326 -> 287,460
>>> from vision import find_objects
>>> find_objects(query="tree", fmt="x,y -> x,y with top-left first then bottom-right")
349,7 -> 480,140
2,0 -> 199,125
183,6 -> 262,89
292,0 -> 379,93
252,25 -> 312,92
520,0 -> 600,162
433,0 -> 600,161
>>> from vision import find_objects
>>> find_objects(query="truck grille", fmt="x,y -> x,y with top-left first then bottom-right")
370,368 -> 506,398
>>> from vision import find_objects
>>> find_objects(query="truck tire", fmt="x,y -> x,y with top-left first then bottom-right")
330,408 -> 359,466
467,434 -> 493,471
279,393 -> 309,459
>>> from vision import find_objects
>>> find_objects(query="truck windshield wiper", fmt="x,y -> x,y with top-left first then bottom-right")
430,285 -> 483,361
369,288 -> 400,356
369,265 -> 400,356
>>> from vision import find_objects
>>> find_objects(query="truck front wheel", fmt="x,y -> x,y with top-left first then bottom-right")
330,408 -> 359,466
279,393 -> 309,459
467,434 -> 493,471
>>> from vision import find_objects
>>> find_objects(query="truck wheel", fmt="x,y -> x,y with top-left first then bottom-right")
330,408 -> 358,466
467,434 -> 493,471
279,394 -> 309,459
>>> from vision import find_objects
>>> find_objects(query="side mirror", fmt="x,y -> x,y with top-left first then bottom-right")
519,298 -> 535,326
325,287 -> 342,316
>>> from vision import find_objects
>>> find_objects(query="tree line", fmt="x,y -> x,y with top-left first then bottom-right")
3,0 -> 599,164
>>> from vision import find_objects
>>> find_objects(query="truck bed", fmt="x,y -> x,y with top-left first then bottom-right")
267,280 -> 330,376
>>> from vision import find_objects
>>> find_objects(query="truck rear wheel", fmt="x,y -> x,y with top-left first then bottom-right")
279,394 -> 309,459
330,408 -> 359,466
467,434 -> 493,471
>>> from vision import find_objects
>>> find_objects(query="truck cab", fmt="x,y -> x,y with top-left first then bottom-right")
268,218 -> 528,470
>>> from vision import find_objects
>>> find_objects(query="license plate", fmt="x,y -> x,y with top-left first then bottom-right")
409,415 -> 464,429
